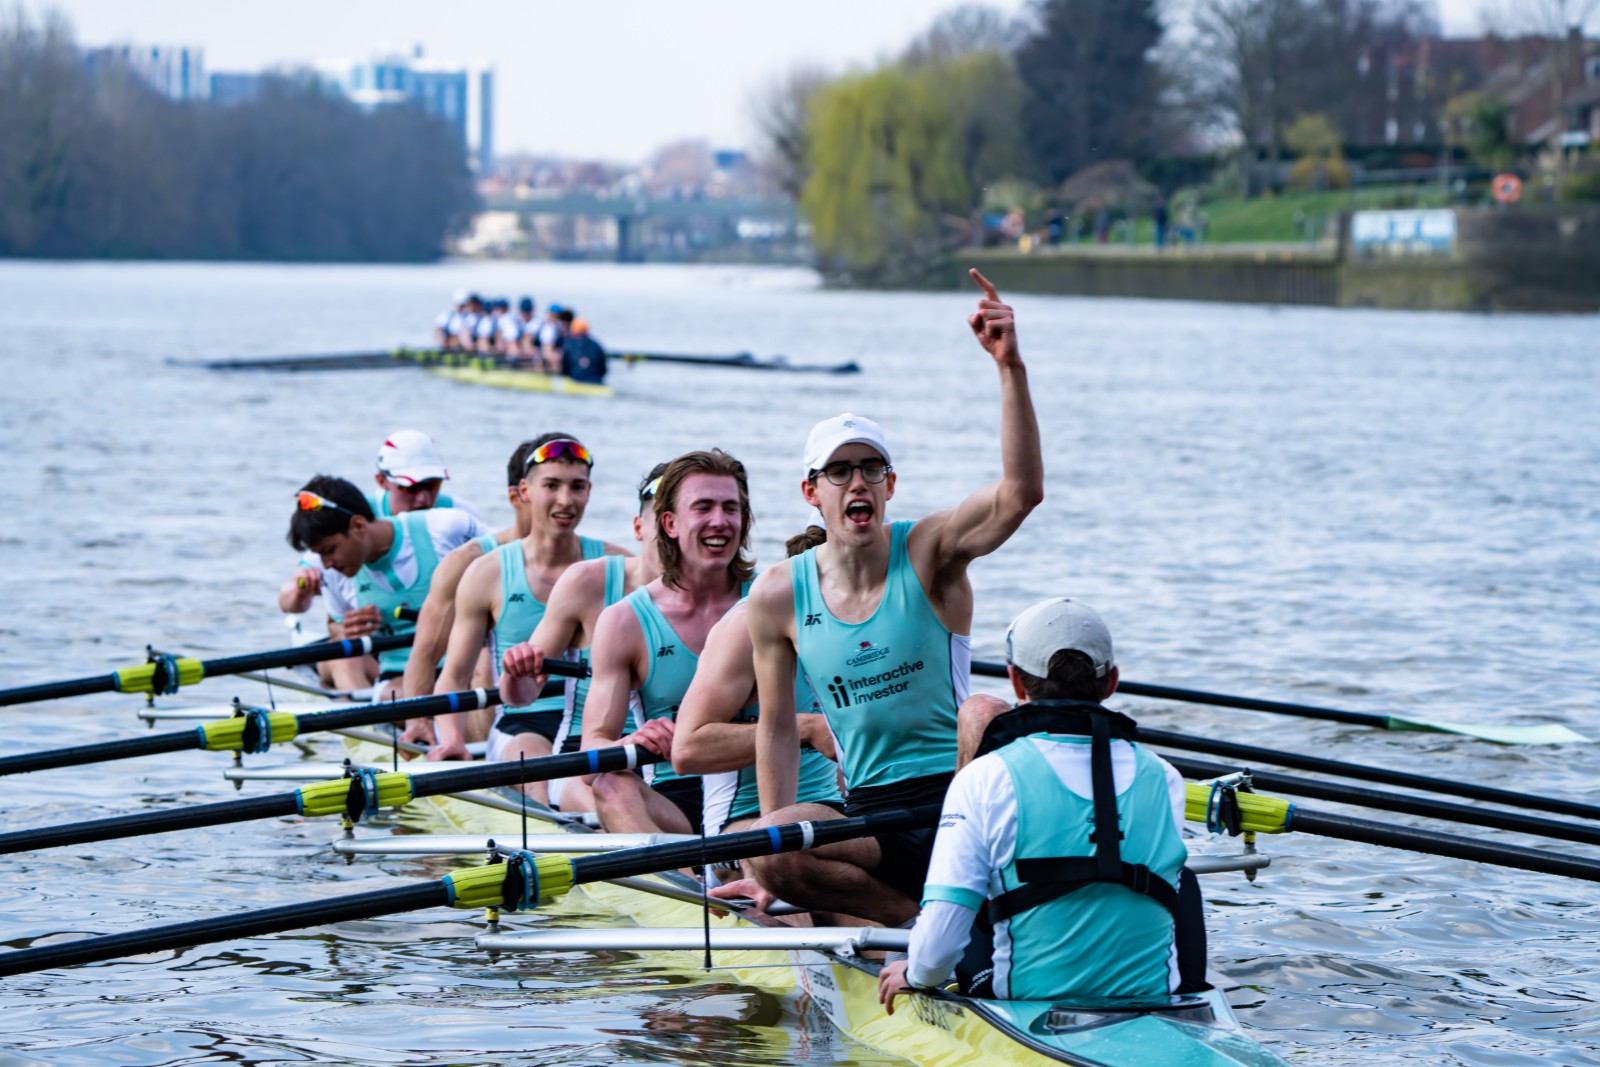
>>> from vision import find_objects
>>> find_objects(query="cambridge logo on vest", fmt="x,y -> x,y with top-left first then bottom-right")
846,641 -> 890,667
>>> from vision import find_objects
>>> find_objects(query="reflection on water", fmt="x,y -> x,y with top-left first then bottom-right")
1,261 -> 1598,1064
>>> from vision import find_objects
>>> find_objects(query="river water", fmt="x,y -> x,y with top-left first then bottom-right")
1,260 -> 1597,1065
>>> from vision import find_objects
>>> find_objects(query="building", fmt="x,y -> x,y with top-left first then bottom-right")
317,47 -> 494,172
85,44 -> 208,101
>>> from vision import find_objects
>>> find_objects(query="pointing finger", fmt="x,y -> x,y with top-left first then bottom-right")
968,267 -> 1000,301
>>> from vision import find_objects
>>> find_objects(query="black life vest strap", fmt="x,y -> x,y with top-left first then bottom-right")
973,700 -> 1138,761
988,857 -> 1182,924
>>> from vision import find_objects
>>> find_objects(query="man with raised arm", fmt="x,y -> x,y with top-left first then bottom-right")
424,434 -> 629,801
496,463 -> 668,812
576,449 -> 755,835
743,269 -> 1042,925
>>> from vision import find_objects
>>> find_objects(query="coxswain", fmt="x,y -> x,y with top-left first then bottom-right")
673,523 -> 844,838
562,319 -> 608,384
879,599 -> 1199,1010
744,268 -> 1043,925
425,435 -> 629,801
496,462 -> 668,812
283,475 -> 492,698
576,449 -> 755,835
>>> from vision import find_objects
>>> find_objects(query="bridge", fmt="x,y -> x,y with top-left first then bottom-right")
481,192 -> 798,262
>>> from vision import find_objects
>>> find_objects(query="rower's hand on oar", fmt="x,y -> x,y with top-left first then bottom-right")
341,605 -> 383,640
878,959 -> 913,1014
965,268 -> 1020,368
499,641 -> 549,708
798,713 -> 838,761
707,876 -> 777,914
426,736 -> 471,762
619,717 -> 675,758
397,717 -> 435,759
279,566 -> 322,613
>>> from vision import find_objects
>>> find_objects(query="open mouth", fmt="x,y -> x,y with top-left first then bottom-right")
701,535 -> 731,552
844,500 -> 874,526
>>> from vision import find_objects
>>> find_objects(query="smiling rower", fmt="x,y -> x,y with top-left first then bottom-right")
743,268 -> 1043,926
425,435 -> 630,801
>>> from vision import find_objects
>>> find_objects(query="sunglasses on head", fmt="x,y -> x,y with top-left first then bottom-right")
640,476 -> 663,500
296,491 -> 359,516
524,439 -> 593,473
810,459 -> 892,486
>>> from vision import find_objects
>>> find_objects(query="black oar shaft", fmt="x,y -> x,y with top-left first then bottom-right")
0,794 -> 300,855
0,881 -> 447,978
971,659 -> 1384,727
0,732 -> 194,776
0,736 -> 643,856
1290,808 -> 1600,883
1164,755 -> 1600,849
0,635 -> 415,708
1143,727 -> 1600,823
572,806 -> 940,883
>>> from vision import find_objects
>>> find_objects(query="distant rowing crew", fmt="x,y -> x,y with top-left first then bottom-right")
432,290 -> 606,383
275,270 -> 1208,1012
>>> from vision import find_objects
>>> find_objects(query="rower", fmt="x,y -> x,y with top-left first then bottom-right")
426,435 -> 630,799
674,524 -> 844,837
744,268 -> 1043,925
284,475 -> 492,697
878,599 -> 1200,1011
371,429 -> 480,519
474,299 -> 505,355
397,437 -> 543,742
434,289 -> 468,349
537,304 -> 567,375
453,294 -> 486,350
578,449 -> 755,835
497,463 -> 668,812
512,297 -> 539,364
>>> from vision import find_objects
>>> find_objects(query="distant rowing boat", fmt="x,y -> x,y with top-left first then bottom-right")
429,364 -> 614,397
173,347 -> 861,375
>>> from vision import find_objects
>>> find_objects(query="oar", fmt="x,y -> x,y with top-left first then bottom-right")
0,806 -> 936,977
0,734 -> 656,856
970,660 -> 1588,744
0,635 -> 413,708
615,350 -> 861,374
1165,754 -> 1600,849
0,666 -> 580,777
1142,726 -> 1600,823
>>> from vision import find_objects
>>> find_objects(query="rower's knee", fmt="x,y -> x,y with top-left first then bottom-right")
591,771 -> 638,809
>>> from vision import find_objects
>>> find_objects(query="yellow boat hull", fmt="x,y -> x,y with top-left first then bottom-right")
428,365 -> 614,397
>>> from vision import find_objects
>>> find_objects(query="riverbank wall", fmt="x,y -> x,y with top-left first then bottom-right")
957,206 -> 1600,312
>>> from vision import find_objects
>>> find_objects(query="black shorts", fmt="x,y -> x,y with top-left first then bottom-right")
843,772 -> 954,902
652,776 -> 704,834
496,711 -> 563,743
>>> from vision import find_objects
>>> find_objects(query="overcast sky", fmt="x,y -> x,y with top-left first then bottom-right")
47,0 -> 1503,162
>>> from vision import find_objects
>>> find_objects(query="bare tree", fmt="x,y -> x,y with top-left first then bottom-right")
746,64 -> 830,200
904,3 -> 1025,65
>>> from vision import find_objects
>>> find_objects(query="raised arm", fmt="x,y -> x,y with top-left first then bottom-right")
918,268 -> 1044,567
674,606 -> 760,776
749,567 -> 801,814
428,554 -> 498,760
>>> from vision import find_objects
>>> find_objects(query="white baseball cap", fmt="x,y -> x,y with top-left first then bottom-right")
803,412 -> 891,478
1005,598 -> 1115,678
376,429 -> 449,486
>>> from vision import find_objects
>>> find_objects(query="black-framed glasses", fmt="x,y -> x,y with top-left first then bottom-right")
810,459 -> 892,486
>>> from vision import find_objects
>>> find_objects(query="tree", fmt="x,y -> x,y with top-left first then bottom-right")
1284,113 -> 1351,189
747,65 -> 831,200
1014,0 -> 1165,184
799,49 -> 1029,284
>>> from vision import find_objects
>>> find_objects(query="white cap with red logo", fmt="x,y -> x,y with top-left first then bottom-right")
376,430 -> 449,486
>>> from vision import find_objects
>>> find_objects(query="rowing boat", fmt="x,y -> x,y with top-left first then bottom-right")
427,365 -> 614,397
327,733 -> 1287,1066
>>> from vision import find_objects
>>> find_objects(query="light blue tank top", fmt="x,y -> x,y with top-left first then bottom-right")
791,520 -> 969,792
983,738 -> 1186,1000
492,535 -> 605,717
624,581 -> 749,790
702,670 -> 843,831
560,555 -> 628,749
367,491 -> 457,518
355,511 -> 440,675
